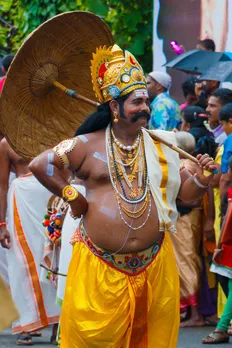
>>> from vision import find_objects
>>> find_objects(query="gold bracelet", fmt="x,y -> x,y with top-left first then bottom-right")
62,185 -> 79,202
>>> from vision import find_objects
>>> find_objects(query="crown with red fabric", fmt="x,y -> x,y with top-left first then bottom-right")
90,44 -> 147,103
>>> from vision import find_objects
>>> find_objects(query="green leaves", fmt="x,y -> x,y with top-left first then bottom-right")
85,0 -> 108,17
0,0 -> 153,72
123,10 -> 142,28
128,37 -> 145,56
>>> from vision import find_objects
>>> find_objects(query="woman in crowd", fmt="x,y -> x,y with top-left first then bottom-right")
171,129 -> 217,327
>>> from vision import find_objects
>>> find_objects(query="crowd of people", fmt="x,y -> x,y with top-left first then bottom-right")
0,34 -> 232,348
147,42 -> 232,343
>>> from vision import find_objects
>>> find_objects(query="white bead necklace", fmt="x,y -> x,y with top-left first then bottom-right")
113,140 -> 141,167
111,129 -> 141,151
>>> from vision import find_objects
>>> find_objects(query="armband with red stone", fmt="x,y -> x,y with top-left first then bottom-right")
53,138 -> 77,167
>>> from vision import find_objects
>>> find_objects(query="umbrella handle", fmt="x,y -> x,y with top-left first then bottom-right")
53,81 -> 100,107
144,128 -> 218,175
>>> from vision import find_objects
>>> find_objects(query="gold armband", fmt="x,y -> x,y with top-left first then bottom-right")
53,138 -> 77,167
62,185 -> 79,202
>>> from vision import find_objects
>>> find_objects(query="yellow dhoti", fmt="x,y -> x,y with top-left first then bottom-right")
60,224 -> 180,348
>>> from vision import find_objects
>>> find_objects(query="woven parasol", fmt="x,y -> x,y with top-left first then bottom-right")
0,11 -> 114,159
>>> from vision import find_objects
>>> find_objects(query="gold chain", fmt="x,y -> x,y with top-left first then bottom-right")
106,125 -> 152,229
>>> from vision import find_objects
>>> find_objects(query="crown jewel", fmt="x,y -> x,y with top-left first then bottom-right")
90,44 -> 147,103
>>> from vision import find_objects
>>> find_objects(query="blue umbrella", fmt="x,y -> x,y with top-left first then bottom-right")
164,49 -> 232,75
199,61 -> 232,82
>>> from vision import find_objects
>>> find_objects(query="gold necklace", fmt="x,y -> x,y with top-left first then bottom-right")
106,125 -> 151,230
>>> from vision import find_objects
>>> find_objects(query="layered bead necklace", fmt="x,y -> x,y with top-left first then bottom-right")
106,125 -> 151,230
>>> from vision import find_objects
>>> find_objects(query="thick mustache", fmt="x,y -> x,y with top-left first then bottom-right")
131,111 -> 151,123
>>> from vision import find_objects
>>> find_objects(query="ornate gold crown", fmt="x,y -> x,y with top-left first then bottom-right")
90,44 -> 147,103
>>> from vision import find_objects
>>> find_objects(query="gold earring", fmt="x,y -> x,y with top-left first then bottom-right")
113,111 -> 119,123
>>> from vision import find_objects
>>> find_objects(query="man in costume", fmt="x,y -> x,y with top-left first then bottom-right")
0,138 -> 60,345
30,44 -> 217,347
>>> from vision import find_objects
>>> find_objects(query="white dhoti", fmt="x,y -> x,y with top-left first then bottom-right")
6,173 -> 60,334
0,248 -> 9,285
56,185 -> 85,306
0,172 -> 16,285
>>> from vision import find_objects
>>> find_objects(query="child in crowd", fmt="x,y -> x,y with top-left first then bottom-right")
203,158 -> 232,344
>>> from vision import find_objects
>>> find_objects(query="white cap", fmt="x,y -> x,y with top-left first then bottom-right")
148,71 -> 172,90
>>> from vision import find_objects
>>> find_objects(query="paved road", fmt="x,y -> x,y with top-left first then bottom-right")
0,327 -> 231,347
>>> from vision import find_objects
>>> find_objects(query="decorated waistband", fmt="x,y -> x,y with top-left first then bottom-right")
71,220 -> 164,275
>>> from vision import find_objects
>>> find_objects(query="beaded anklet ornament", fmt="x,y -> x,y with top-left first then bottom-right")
43,211 -> 63,247
42,196 -> 69,280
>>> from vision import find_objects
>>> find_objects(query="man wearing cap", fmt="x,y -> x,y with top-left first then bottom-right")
147,71 -> 181,131
30,44 -> 217,347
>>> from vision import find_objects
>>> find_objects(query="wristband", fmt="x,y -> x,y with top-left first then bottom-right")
0,222 -> 6,227
193,174 -> 209,189
62,185 -> 79,202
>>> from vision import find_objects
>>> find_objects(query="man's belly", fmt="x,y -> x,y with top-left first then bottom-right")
83,189 -> 160,253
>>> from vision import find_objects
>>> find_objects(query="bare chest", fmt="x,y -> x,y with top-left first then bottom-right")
76,142 -> 110,183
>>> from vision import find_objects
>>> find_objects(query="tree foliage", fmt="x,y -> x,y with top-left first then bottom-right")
0,0 -> 153,71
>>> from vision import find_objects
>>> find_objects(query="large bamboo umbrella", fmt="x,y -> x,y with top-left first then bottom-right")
0,11 -> 113,159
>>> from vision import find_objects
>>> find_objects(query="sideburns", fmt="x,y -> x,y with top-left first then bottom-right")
118,101 -> 126,119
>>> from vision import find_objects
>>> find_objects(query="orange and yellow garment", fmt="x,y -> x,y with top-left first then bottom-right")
60,225 -> 179,348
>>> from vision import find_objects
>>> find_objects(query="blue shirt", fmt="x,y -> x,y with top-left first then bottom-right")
221,133 -> 232,173
149,92 -> 181,131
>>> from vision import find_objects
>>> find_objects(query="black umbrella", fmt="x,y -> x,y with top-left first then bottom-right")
164,49 -> 232,75
199,61 -> 232,82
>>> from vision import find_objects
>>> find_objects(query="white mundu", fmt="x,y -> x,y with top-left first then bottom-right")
7,173 -> 60,334
0,172 -> 16,285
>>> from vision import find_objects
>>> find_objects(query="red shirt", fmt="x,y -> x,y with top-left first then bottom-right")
0,76 -> 6,93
